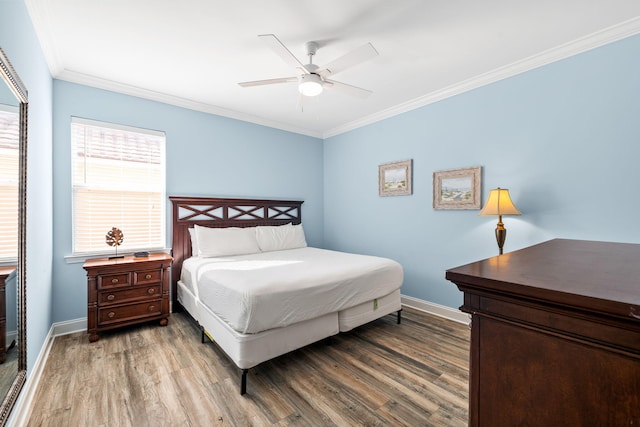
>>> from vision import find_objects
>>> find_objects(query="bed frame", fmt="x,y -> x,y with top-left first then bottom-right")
169,196 -> 402,394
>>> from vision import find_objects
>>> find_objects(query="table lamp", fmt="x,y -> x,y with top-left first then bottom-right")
479,188 -> 521,255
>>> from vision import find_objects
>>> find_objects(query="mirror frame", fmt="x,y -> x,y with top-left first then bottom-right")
0,47 -> 27,425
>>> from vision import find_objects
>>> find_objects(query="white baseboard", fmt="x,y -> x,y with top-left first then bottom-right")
6,325 -> 55,426
52,317 -> 87,337
401,295 -> 470,325
7,299 -> 464,425
6,317 -> 87,427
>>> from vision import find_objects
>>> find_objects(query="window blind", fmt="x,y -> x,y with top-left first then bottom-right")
0,107 -> 19,262
71,117 -> 166,255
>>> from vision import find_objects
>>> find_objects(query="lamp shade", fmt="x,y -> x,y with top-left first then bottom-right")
298,74 -> 323,96
479,188 -> 521,216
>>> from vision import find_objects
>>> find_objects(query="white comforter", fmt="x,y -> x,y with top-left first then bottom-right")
180,247 -> 403,334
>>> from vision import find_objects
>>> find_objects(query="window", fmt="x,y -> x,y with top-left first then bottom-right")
71,117 -> 166,255
0,106 -> 19,262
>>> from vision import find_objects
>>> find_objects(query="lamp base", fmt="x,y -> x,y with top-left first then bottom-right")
495,215 -> 507,255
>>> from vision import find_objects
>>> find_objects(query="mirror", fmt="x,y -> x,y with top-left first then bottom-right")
0,47 -> 27,425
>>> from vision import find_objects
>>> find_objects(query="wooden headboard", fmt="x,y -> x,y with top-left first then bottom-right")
169,196 -> 304,307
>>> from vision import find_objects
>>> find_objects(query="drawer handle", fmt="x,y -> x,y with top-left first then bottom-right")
111,278 -> 119,284
148,305 -> 155,312
108,312 -> 115,318
145,274 -> 152,279
107,294 -> 115,301
147,288 -> 156,294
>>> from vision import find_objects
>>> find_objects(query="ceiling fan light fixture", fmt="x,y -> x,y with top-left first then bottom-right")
298,74 -> 323,96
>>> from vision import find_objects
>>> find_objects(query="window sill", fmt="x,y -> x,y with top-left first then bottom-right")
0,258 -> 18,267
65,248 -> 171,264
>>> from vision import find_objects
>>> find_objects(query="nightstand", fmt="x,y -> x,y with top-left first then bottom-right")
83,253 -> 172,342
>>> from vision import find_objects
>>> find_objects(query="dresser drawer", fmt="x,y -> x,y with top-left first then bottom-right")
98,272 -> 131,289
98,285 -> 161,306
134,269 -> 161,285
98,300 -> 162,326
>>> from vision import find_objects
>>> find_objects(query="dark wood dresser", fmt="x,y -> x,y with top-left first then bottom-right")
0,266 -> 14,363
83,254 -> 172,342
446,239 -> 640,426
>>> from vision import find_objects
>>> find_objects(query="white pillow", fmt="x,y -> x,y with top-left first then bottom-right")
256,223 -> 307,252
194,224 -> 261,258
187,228 -> 199,256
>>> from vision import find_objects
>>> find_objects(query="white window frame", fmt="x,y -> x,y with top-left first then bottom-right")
69,117 -> 166,260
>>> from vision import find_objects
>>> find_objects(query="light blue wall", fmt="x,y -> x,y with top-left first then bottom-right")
1,0 -> 54,371
324,34 -> 640,309
52,81 -> 324,322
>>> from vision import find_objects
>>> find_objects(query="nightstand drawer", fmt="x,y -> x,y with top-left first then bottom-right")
98,300 -> 162,326
98,272 -> 131,289
134,269 -> 161,285
99,285 -> 161,305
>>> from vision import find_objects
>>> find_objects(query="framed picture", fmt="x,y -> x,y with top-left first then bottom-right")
433,166 -> 482,210
379,159 -> 412,196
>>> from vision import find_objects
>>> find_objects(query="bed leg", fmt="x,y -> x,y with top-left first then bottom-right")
240,369 -> 248,395
201,329 -> 205,343
397,309 -> 403,324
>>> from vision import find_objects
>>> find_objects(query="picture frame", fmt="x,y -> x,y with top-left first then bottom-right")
433,166 -> 482,210
379,159 -> 412,196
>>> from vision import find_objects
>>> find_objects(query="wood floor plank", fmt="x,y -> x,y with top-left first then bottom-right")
254,365 -> 336,426
79,379 -> 110,426
170,365 -> 229,427
26,307 -> 469,426
239,371 -> 297,423
301,345 -> 390,409
146,369 -> 191,426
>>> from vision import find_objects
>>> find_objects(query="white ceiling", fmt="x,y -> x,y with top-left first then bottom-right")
25,1 -> 640,138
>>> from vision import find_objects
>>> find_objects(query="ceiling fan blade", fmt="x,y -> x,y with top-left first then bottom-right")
258,34 -> 310,74
323,79 -> 372,99
317,43 -> 378,77
238,77 -> 297,87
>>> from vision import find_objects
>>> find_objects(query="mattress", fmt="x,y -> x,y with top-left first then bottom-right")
177,279 -> 199,316
180,247 -> 403,334
180,256 -> 210,297
338,288 -> 402,332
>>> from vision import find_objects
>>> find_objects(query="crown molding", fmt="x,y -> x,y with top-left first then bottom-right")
54,69 -> 324,138
322,16 -> 640,139
24,0 -> 640,140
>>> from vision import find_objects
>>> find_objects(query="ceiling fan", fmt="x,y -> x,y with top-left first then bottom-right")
238,34 -> 378,99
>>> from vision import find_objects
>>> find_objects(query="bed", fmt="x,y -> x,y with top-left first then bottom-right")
170,196 -> 403,394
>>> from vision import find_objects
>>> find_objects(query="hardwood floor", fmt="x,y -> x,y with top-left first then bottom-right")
26,307 -> 469,426
0,340 -> 18,398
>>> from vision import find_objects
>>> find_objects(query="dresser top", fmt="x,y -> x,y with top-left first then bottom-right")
446,238 -> 640,320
